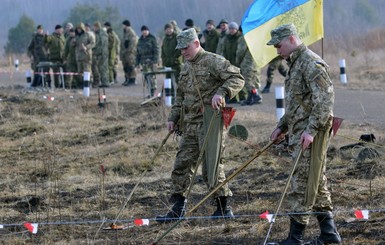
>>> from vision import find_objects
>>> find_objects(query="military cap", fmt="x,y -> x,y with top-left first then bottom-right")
267,23 -> 298,46
219,19 -> 228,24
55,24 -> 62,30
206,19 -> 215,26
176,28 -> 198,49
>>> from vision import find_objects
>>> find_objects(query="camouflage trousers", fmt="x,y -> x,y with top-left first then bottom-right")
142,63 -> 157,92
171,123 -> 232,198
286,137 -> 333,225
266,57 -> 287,85
77,60 -> 91,88
92,55 -> 109,86
122,54 -> 136,79
66,62 -> 80,89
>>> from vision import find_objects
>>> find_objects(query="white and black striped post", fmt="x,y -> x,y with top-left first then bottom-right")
83,71 -> 90,97
339,58 -> 347,85
164,78 -> 172,107
275,86 -> 285,122
14,59 -> 19,71
25,70 -> 31,84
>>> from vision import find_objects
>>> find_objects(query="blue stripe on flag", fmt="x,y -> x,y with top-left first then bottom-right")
242,0 -> 309,34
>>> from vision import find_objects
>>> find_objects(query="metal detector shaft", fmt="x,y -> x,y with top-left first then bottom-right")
263,148 -> 303,245
151,141 -> 274,245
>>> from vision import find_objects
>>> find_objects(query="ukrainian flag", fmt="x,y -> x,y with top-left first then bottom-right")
242,0 -> 324,68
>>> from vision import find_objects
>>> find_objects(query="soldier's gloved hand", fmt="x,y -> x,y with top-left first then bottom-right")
271,128 -> 285,144
300,132 -> 313,150
167,121 -> 175,132
212,94 -> 224,110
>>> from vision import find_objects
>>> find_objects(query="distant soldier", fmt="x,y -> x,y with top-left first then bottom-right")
92,21 -> 109,88
74,23 -> 95,82
200,19 -> 220,53
216,19 -> 229,55
236,34 -> 262,105
169,20 -> 181,34
63,28 -> 78,88
64,22 -> 73,39
121,20 -> 138,86
161,23 -> 182,88
45,24 -> 65,88
27,25 -> 50,87
261,56 -> 288,93
136,25 -> 159,97
104,22 -> 120,84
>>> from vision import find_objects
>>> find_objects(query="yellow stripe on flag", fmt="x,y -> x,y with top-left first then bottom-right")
244,0 -> 323,68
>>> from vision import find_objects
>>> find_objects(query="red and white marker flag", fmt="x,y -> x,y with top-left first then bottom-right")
24,222 -> 38,234
134,219 -> 149,226
259,211 -> 274,223
355,210 -> 369,220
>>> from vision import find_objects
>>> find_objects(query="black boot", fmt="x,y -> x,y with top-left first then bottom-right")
261,85 -> 270,93
156,194 -> 186,223
240,92 -> 252,106
304,212 -> 341,245
128,78 -> 136,86
278,219 -> 306,245
211,196 -> 234,219
249,92 -> 262,105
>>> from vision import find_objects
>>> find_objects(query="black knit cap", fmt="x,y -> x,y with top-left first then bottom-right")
122,20 -> 131,27
55,24 -> 62,30
141,25 -> 149,31
104,22 -> 111,27
185,18 -> 194,27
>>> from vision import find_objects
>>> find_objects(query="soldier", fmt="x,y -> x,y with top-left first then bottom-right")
45,24 -> 65,88
104,22 -> 120,84
63,28 -> 78,89
161,23 -> 181,85
262,55 -> 288,93
92,21 -> 109,88
216,18 -> 228,55
27,25 -> 50,87
74,23 -> 95,85
268,24 -> 341,245
121,20 -> 138,86
64,22 -> 73,39
136,25 -> 159,97
169,20 -> 181,34
200,19 -> 220,53
236,33 -> 262,105
156,28 -> 245,223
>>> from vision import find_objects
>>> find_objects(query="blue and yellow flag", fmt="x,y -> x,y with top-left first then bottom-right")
242,0 -> 324,68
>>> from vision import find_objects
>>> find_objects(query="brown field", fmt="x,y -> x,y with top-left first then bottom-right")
0,35 -> 385,244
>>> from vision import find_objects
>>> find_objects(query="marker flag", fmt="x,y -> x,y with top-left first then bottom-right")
241,0 -> 324,68
355,210 -> 369,220
259,211 -> 275,223
24,223 -> 38,234
134,219 -> 150,226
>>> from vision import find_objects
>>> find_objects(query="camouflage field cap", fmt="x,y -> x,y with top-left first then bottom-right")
176,28 -> 198,49
267,23 -> 297,46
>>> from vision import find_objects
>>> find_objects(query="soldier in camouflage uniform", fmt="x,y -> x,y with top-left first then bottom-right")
92,21 -> 109,87
74,23 -> 95,86
121,20 -> 138,86
200,19 -> 220,53
262,55 -> 288,93
268,24 -> 341,245
27,25 -> 50,87
136,25 -> 159,97
236,34 -> 262,106
104,22 -> 120,84
216,19 -> 228,55
156,28 -> 245,223
63,28 -> 78,89
45,24 -> 65,88
161,23 -> 181,84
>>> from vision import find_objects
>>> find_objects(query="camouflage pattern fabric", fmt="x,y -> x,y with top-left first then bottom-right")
276,43 -> 335,225
161,32 -> 181,83
168,49 -> 244,197
202,29 -> 220,53
45,32 -> 66,88
92,28 -> 109,86
222,31 -> 241,66
64,35 -> 79,88
236,35 -> 260,91
27,32 -> 48,71
75,23 -> 95,74
266,56 -> 287,85
121,26 -> 138,80
136,33 -> 159,66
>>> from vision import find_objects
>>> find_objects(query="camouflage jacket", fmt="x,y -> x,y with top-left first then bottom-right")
223,31 -> 241,66
121,27 -> 138,59
277,44 -> 334,146
64,36 -> 77,65
215,30 -> 228,55
136,33 -> 159,65
45,32 -> 65,61
161,32 -> 181,67
235,35 -> 257,72
106,29 -> 120,60
202,29 -> 220,53
74,23 -> 95,62
93,29 -> 108,57
168,49 -> 245,125
27,33 -> 48,62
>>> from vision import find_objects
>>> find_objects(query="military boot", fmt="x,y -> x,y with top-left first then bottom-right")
249,92 -> 262,105
240,91 -> 253,106
261,84 -> 271,93
211,196 -> 234,219
277,219 -> 306,245
128,78 -> 136,86
304,212 -> 342,245
156,194 -> 186,223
